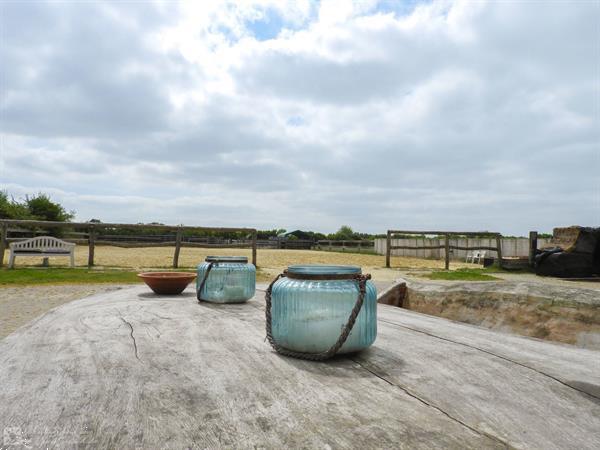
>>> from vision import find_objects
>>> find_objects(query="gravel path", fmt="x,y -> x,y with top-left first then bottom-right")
0,284 -> 136,339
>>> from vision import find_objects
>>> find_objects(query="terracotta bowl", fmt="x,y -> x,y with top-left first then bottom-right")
138,272 -> 197,295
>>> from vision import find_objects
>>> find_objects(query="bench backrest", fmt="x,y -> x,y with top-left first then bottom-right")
10,236 -> 75,252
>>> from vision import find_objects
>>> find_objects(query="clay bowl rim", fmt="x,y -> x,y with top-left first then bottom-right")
137,271 -> 197,280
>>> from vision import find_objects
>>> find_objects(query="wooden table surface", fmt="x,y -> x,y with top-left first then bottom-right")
1,285 -> 599,449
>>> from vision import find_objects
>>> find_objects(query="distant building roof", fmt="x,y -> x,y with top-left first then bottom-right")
277,230 -> 311,240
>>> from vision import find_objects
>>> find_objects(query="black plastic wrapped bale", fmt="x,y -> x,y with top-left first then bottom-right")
535,226 -> 600,278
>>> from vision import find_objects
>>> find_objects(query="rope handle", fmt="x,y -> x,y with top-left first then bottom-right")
197,262 -> 215,302
265,271 -> 371,361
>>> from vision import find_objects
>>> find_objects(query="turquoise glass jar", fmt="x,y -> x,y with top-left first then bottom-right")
269,265 -> 377,355
196,256 -> 256,303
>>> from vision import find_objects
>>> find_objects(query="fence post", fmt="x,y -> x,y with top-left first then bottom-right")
496,234 -> 503,269
88,225 -> 96,267
444,234 -> 450,270
528,231 -> 538,267
385,231 -> 391,268
0,223 -> 7,267
251,230 -> 257,267
358,241 -> 362,253
173,227 -> 182,268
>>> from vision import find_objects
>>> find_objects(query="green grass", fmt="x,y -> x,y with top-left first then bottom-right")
0,268 -> 143,286
0,266 -> 274,286
424,268 -> 501,281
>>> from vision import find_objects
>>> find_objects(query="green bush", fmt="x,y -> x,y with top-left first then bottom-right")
0,191 -> 74,222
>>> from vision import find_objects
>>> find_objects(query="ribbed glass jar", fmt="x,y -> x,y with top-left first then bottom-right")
270,265 -> 377,354
196,256 -> 256,303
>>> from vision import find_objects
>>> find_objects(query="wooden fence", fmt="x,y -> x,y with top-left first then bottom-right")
315,240 -> 375,253
0,220 -> 258,268
376,236 -> 552,259
384,230 -> 503,270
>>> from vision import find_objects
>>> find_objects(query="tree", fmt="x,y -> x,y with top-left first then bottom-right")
330,225 -> 356,240
25,194 -> 74,222
0,191 -> 33,220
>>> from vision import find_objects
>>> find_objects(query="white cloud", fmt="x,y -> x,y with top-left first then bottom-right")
1,0 -> 598,234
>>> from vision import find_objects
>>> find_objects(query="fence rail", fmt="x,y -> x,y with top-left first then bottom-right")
0,220 -> 258,268
384,230 -> 503,270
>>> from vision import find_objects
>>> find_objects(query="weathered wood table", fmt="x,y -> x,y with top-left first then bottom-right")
1,285 -> 599,449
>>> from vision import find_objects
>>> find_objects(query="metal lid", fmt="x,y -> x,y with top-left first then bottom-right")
205,256 -> 248,263
285,265 -> 362,280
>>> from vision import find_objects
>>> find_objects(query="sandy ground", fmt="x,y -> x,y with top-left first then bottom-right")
0,284 -> 128,339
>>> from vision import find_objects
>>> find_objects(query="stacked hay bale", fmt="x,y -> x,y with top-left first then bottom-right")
535,226 -> 600,278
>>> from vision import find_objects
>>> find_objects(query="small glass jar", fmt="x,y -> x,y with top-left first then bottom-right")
196,256 -> 256,303
269,265 -> 377,354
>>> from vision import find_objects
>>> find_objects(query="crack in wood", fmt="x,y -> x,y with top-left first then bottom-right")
379,317 -> 600,402
120,317 -> 140,360
350,357 -> 511,449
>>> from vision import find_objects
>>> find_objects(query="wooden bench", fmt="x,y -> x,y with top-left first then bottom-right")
8,236 -> 75,268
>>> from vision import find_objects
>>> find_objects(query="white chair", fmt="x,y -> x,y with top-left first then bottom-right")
466,250 -> 486,264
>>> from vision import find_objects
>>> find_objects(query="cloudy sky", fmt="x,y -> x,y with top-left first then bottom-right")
0,0 -> 598,235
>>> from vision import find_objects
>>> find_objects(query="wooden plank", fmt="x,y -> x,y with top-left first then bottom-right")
390,245 -> 446,250
385,230 -> 391,267
377,304 -> 600,393
496,234 -> 504,269
449,245 -> 499,252
529,231 -> 538,266
251,230 -> 257,266
388,245 -> 500,252
389,230 -> 501,237
0,222 -> 7,267
445,234 -> 450,270
91,241 -> 257,249
358,308 -> 600,450
95,240 -> 178,248
0,287 -> 598,449
0,219 -> 256,234
317,240 -> 374,245
173,227 -> 183,268
87,226 -> 95,267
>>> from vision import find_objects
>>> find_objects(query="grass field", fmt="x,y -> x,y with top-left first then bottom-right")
1,245 -> 476,284
0,268 -> 141,286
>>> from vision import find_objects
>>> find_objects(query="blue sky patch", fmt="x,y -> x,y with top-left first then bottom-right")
374,0 -> 433,17
286,116 -> 306,127
246,8 -> 286,41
